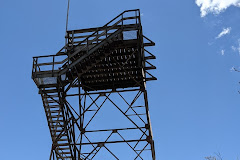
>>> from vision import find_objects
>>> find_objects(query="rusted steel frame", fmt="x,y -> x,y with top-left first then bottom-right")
33,53 -> 67,59
83,93 -> 87,130
79,94 -> 101,116
41,94 -> 67,144
66,24 -> 121,35
65,78 -> 78,93
50,149 -> 66,160
88,147 -> 102,160
51,104 -> 63,138
58,87 -> 74,159
143,35 -> 155,46
41,95 -> 56,139
79,66 -> 140,77
87,94 -> 101,109
145,60 -> 156,69
50,101 -> 81,148
61,29 -> 122,75
120,49 -> 138,67
67,23 -> 121,60
32,11 -> 141,78
71,34 -> 110,42
59,109 -> 81,142
144,70 -> 157,81
85,132 -> 114,159
63,26 -> 139,82
66,88 -> 141,96
64,28 -> 140,93
49,145 -> 54,160
84,93 -> 110,128
32,58 -> 37,77
144,49 -> 156,60
104,145 -> 119,160
106,55 -> 116,89
117,132 -> 144,160
111,54 -> 143,87
78,78 -> 84,155
81,144 -> 98,160
51,93 -> 76,123
67,24 -> 137,36
137,18 -> 156,159
104,9 -> 139,28
120,90 -> 141,113
40,88 -> 66,160
84,127 -> 145,133
55,150 -> 66,160
134,142 -> 149,160
118,91 -> 146,124
80,72 -> 142,82
64,68 -> 94,94
70,118 -> 77,159
105,95 -> 147,136
52,116 -> 73,146
56,46 -> 66,55
65,100 -> 80,117
73,139 -> 146,146
67,66 -> 83,96
77,83 -> 97,92
133,129 -> 148,149
143,89 -> 156,160
79,93 -> 87,155
83,134 -> 95,148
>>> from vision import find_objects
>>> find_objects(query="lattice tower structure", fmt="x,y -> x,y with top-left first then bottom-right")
32,9 -> 157,160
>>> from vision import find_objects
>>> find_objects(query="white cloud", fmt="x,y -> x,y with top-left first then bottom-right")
231,39 -> 240,54
195,0 -> 240,17
232,45 -> 237,51
216,27 -> 231,39
230,66 -> 235,71
221,49 -> 225,55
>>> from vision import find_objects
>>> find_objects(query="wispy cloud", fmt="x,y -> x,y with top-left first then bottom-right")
195,0 -> 240,17
220,49 -> 225,55
231,39 -> 240,54
230,66 -> 235,72
216,27 -> 231,39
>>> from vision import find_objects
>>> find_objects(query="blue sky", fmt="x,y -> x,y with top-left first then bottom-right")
0,0 -> 240,159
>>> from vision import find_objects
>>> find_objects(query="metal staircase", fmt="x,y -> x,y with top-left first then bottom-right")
32,9 -> 157,160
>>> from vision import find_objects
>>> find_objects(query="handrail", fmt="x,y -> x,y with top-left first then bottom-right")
33,54 -> 66,59
67,10 -> 140,59
32,9 -> 141,78
69,10 -> 139,49
34,10 -> 139,59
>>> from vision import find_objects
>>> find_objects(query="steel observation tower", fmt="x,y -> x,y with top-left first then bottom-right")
32,9 -> 157,160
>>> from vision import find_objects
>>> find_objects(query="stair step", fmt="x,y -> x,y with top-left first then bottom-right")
58,139 -> 68,141
47,100 -> 59,103
58,147 -> 71,150
51,127 -> 64,130
48,116 -> 63,119
48,105 -> 61,108
39,89 -> 58,94
52,133 -> 67,138
38,84 -> 58,89
59,151 -> 71,155
51,120 -> 64,123
48,110 -> 62,113
51,129 -> 63,132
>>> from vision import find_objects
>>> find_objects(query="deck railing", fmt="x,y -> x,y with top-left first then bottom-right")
32,9 -> 141,80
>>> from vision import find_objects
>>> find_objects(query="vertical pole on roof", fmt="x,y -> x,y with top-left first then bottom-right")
65,0 -> 71,48
66,0 -> 70,33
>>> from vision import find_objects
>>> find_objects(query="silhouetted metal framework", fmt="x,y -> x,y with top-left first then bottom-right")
32,9 -> 157,160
